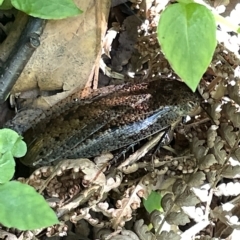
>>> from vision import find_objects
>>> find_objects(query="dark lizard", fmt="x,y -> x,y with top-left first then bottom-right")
5,79 -> 201,167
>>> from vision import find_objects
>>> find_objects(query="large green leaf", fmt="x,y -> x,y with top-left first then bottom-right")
157,3 -> 216,91
0,181 -> 59,230
0,151 -> 15,183
11,0 -> 82,19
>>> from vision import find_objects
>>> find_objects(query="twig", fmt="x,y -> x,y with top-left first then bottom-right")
0,16 -> 46,103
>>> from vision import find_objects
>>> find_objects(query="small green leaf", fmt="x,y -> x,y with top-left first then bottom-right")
0,181 -> 59,230
143,191 -> 162,213
157,3 -> 217,91
0,128 -> 21,154
11,0 -> 83,19
0,151 -> 15,183
0,128 -> 27,157
11,138 -> 27,158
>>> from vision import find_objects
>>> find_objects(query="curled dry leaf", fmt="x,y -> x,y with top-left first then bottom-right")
206,171 -> 218,185
112,185 -> 142,229
157,230 -> 181,240
95,228 -> 112,239
175,188 -> 201,207
172,179 -> 185,196
222,102 -> 240,128
221,165 -> 240,178
165,211 -> 190,226
212,202 -> 240,230
210,81 -> 227,100
110,229 -> 140,240
208,102 -> 222,125
103,25 -> 120,58
150,210 -> 162,231
228,80 -> 240,106
184,171 -> 206,188
0,230 -> 18,240
134,219 -> 155,240
139,171 -> 164,198
220,123 -> 237,148
161,193 -> 174,212
198,154 -> 218,170
207,125 -> 218,148
94,202 -> 115,218
104,171 -> 123,192
230,148 -> 240,162
191,137 -> 207,160
212,136 -> 227,165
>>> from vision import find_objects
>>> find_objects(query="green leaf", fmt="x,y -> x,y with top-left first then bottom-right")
0,128 -> 27,157
0,181 -> 59,230
0,129 -> 21,154
0,151 -> 15,183
157,3 -> 216,91
0,0 -> 13,9
11,0 -> 83,19
177,0 -> 194,4
143,191 -> 162,213
11,138 -> 27,158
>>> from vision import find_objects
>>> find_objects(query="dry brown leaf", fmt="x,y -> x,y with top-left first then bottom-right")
212,202 -> 240,230
172,179 -> 185,196
221,165 -> 240,178
103,25 -> 120,58
161,193 -> 174,212
111,229 -> 140,240
208,102 -> 222,125
207,125 -> 218,148
214,0 -> 229,8
157,230 -> 181,240
184,171 -> 206,188
222,102 -> 240,128
13,0 -> 110,104
220,123 -> 237,148
150,210 -> 162,231
191,137 -> 207,160
175,189 -> 200,207
228,80 -> 240,105
198,154 -> 218,170
231,148 -> 240,162
134,219 -> 155,240
210,81 -> 227,100
104,172 -> 123,192
0,230 -> 18,240
212,136 -> 227,165
165,211 -> 190,226
206,171 -> 217,185
112,185 -> 142,229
